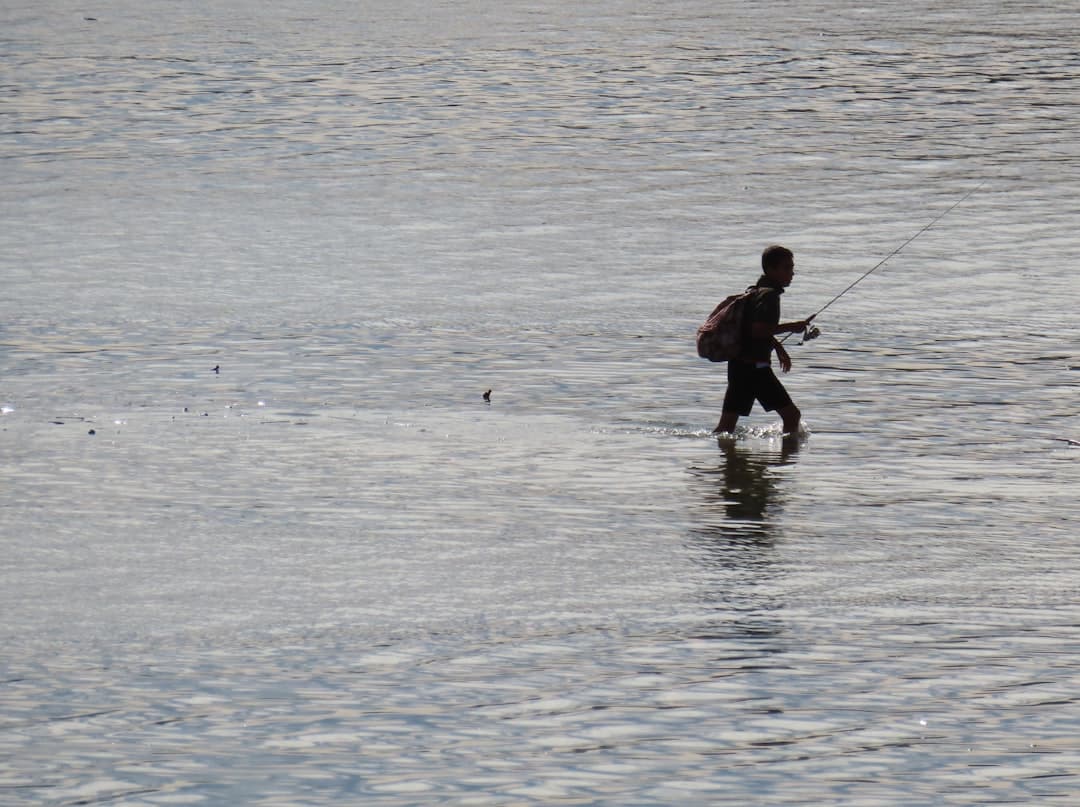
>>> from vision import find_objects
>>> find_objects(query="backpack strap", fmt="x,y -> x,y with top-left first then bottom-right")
738,285 -> 779,348
741,285 -> 773,321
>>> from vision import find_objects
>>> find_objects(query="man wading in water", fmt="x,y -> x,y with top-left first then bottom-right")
714,245 -> 814,437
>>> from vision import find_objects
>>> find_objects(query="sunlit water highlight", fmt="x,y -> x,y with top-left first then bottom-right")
3,0 -> 1080,804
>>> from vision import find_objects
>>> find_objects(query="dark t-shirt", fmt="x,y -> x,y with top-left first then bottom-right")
745,275 -> 783,364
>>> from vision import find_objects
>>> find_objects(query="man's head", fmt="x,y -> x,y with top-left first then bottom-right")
761,245 -> 795,287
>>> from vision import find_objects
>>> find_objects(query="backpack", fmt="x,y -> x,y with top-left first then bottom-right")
695,286 -> 760,362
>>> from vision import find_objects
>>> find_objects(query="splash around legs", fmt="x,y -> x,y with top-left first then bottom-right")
712,405 -> 805,441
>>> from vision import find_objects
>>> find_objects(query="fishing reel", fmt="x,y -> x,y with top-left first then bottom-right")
799,325 -> 821,345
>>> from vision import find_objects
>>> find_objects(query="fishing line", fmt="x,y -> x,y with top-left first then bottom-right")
783,180 -> 986,344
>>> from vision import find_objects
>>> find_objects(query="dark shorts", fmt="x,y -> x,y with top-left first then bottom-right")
722,361 -> 793,416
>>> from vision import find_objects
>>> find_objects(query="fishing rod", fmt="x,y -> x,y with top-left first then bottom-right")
784,181 -> 986,344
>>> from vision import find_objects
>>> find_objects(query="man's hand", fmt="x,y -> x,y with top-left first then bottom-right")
775,342 -> 792,373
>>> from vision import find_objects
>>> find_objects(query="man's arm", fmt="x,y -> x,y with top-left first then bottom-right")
750,315 -> 814,340
751,314 -> 813,373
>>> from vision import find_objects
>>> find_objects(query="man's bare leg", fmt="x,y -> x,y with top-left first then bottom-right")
778,403 -> 801,436
713,411 -> 740,435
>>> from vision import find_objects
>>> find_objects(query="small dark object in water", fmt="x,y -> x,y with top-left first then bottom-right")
483,389 -> 491,402
213,365 -> 220,373
88,429 -> 96,435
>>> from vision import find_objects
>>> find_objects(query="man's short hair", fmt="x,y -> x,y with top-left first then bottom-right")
762,245 -> 793,271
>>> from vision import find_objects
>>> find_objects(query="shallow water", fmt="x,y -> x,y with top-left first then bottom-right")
3,0 -> 1080,804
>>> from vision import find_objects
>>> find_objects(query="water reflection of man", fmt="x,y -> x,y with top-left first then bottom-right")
686,440 -> 800,639
718,439 -> 798,524
690,439 -> 800,548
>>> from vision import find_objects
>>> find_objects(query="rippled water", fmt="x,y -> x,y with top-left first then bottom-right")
3,1 -> 1080,804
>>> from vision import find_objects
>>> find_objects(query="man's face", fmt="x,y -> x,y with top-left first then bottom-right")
770,255 -> 795,287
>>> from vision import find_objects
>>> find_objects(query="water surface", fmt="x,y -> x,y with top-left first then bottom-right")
3,0 -> 1080,804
